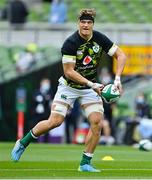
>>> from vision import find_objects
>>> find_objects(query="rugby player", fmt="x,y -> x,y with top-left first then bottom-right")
11,8 -> 126,172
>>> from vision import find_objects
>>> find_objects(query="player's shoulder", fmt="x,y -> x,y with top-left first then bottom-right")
93,30 -> 107,39
61,31 -> 79,54
64,31 -> 79,44
62,31 -> 80,51
93,30 -> 113,48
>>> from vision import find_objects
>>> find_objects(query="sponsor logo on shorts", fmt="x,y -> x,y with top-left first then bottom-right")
61,94 -> 67,100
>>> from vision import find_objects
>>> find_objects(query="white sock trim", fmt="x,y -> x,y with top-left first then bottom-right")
84,152 -> 94,158
30,130 -> 38,139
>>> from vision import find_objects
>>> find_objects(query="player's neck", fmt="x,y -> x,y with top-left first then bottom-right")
79,31 -> 92,41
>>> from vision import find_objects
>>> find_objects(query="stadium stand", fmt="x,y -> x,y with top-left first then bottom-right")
67,0 -> 152,23
0,45 -> 60,84
1,0 -> 152,23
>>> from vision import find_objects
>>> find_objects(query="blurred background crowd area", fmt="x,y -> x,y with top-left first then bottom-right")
0,0 -> 152,145
0,0 -> 152,23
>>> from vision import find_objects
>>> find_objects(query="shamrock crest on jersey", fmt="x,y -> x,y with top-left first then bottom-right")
93,44 -> 100,53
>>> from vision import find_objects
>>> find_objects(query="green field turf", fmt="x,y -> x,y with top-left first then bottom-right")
0,142 -> 152,179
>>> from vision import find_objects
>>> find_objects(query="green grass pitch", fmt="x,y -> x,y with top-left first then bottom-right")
0,142 -> 152,179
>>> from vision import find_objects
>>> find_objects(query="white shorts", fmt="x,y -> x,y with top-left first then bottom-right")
53,78 -> 103,108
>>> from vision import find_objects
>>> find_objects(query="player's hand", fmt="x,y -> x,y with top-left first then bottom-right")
92,83 -> 104,95
87,81 -> 104,95
114,76 -> 123,94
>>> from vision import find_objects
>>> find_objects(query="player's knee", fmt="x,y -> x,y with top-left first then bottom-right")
93,117 -> 102,125
47,114 -> 64,130
88,111 -> 103,128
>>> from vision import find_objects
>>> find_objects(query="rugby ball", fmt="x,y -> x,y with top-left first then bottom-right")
139,139 -> 152,151
101,84 -> 120,103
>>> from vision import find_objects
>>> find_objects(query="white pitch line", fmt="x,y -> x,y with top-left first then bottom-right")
1,168 -> 152,171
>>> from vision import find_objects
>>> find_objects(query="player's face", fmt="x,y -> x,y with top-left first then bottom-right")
78,20 -> 94,40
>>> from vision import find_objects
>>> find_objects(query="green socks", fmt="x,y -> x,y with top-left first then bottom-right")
20,130 -> 38,148
80,153 -> 92,166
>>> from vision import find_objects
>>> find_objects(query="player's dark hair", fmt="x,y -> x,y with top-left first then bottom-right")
78,9 -> 96,23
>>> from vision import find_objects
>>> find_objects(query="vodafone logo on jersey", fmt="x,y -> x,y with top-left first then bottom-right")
83,55 -> 92,65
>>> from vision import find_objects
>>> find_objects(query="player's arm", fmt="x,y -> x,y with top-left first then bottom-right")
62,55 -> 103,94
113,46 -> 126,78
112,46 -> 127,93
63,62 -> 88,85
98,33 -> 126,93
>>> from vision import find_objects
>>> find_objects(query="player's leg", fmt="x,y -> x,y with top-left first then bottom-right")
32,102 -> 68,136
84,105 -> 103,152
11,82 -> 75,162
11,102 -> 68,162
78,102 -> 104,172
